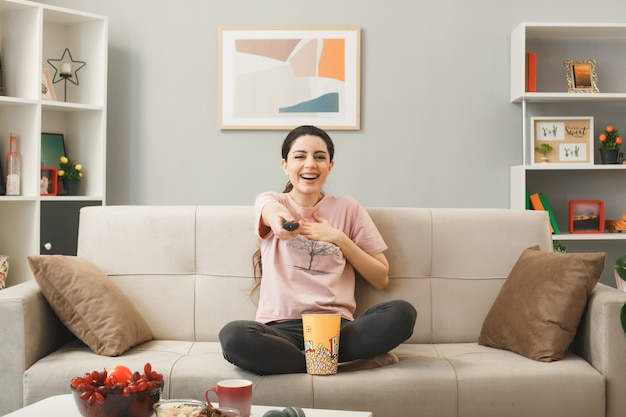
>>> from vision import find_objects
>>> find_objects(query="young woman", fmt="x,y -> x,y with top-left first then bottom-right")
219,125 -> 417,375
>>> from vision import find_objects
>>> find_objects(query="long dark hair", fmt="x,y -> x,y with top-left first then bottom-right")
251,125 -> 335,293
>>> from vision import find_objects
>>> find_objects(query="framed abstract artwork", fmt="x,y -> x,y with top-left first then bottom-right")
218,26 -> 361,130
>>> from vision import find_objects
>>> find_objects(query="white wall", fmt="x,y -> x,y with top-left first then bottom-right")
34,0 -> 626,209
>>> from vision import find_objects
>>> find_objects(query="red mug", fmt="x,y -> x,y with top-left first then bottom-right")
205,379 -> 252,417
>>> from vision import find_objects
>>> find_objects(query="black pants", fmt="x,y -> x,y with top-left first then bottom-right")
219,299 -> 417,375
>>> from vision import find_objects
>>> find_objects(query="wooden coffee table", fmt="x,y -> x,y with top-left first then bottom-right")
4,394 -> 373,417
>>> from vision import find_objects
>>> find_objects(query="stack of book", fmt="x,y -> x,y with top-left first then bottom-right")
528,191 -> 560,234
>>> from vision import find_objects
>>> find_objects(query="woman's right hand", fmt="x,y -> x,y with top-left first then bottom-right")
261,202 -> 300,240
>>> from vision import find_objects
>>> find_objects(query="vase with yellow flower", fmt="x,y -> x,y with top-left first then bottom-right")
58,155 -> 83,195
598,125 -> 622,164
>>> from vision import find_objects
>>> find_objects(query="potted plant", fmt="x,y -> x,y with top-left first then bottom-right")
598,125 -> 622,164
553,240 -> 566,253
535,143 -> 553,163
58,155 -> 83,196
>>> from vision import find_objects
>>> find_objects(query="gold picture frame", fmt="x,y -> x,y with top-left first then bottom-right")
564,59 -> 599,93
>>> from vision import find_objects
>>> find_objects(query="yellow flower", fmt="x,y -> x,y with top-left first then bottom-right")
58,155 -> 83,180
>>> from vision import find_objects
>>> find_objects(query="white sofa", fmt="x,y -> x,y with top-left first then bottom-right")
1,205 -> 625,417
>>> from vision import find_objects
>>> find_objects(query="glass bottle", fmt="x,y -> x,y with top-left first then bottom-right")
5,133 -> 20,196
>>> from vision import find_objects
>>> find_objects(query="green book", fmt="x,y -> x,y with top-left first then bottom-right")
539,193 -> 560,234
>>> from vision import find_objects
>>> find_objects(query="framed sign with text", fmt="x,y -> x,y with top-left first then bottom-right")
531,117 -> 594,165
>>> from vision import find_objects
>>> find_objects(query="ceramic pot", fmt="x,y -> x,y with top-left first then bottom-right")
600,149 -> 619,164
62,179 -> 81,196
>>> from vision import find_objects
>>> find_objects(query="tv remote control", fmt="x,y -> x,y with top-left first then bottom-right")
282,221 -> 299,231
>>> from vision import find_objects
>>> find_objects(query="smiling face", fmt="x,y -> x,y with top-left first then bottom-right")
282,134 -> 334,207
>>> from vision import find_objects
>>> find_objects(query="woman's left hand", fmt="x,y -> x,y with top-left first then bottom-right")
298,212 -> 342,244
299,212 -> 389,290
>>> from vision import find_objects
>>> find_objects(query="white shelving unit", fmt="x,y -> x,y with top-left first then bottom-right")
0,0 -> 107,286
510,22 -> 626,230
511,164 -> 626,238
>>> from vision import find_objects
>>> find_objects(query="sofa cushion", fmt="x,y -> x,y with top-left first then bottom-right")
478,246 -> 604,362
28,255 -> 153,356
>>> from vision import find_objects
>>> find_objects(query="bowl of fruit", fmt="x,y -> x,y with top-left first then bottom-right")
70,362 -> 164,417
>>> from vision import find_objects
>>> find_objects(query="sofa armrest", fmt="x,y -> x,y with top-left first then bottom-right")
572,283 -> 626,417
0,280 -> 72,415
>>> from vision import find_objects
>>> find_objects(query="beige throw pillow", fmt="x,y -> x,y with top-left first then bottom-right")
478,246 -> 604,362
28,255 -> 152,356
